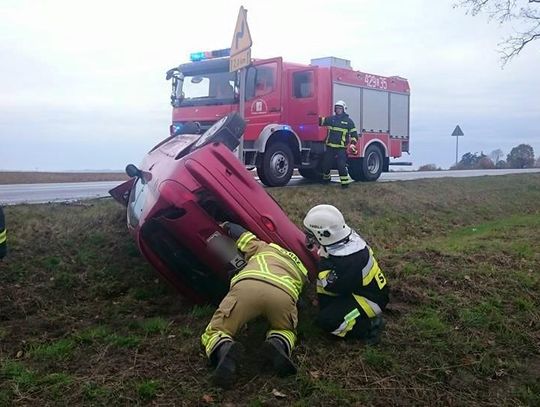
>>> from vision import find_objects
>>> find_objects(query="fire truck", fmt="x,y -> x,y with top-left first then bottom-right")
166,52 -> 410,186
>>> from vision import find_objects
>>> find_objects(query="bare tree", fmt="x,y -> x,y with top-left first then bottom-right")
490,148 -> 504,163
455,1 -> 540,65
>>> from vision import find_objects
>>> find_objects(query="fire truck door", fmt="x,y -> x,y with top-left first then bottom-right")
243,58 -> 282,140
287,69 -> 319,140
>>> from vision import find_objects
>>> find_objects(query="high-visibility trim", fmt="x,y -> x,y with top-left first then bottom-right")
267,329 -> 296,353
323,173 -> 331,180
328,126 -> 348,134
201,324 -> 233,357
269,243 -> 309,277
0,229 -> 6,244
330,308 -> 360,337
232,270 -> 300,300
317,269 -> 331,287
254,252 -> 303,282
237,231 -> 256,252
326,142 -> 347,148
340,175 -> 353,185
353,294 -> 382,317
363,260 -> 381,286
317,270 -> 338,295
316,285 -> 339,296
350,128 -> 357,133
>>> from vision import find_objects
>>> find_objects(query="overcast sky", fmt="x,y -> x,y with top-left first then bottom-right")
1,0 -> 539,171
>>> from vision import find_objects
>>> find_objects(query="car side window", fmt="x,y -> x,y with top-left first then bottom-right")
292,71 -> 314,98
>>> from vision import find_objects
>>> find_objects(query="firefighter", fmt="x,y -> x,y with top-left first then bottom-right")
0,206 -> 6,259
319,100 -> 358,188
201,222 -> 308,388
303,205 -> 388,343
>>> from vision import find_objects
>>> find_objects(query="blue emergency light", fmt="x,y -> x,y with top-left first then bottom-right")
190,48 -> 231,62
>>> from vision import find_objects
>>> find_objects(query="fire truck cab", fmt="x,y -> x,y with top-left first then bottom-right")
166,54 -> 410,186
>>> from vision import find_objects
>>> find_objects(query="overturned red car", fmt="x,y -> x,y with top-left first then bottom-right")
110,113 -> 317,303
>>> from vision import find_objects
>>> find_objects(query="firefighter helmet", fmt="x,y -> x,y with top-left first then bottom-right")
334,100 -> 347,112
303,204 -> 352,247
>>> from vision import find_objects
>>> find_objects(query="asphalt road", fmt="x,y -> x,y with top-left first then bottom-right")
1,168 -> 540,205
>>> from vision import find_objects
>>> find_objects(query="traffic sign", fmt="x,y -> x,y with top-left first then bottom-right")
230,48 -> 251,72
231,6 -> 252,56
451,125 -> 464,137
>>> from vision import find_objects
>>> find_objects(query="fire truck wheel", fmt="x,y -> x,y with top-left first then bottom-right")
360,144 -> 384,181
257,142 -> 294,187
298,168 -> 323,181
192,113 -> 246,151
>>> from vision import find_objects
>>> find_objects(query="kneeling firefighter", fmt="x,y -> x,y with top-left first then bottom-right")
201,222 -> 309,388
303,205 -> 389,343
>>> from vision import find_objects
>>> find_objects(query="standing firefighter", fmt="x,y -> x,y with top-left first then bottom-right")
201,222 -> 309,388
319,100 -> 358,188
303,205 -> 388,343
0,206 -> 6,259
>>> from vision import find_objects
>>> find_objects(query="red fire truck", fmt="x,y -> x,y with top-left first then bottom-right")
166,53 -> 410,186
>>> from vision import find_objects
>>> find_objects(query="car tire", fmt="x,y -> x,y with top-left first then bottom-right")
257,142 -> 294,187
192,113 -> 246,151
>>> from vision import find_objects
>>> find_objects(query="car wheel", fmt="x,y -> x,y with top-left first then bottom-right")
257,142 -> 294,187
360,144 -> 384,181
192,113 -> 246,151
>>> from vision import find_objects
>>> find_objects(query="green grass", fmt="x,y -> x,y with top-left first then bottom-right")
30,338 -> 76,362
136,379 -> 160,400
1,174 -> 539,405
138,317 -> 169,335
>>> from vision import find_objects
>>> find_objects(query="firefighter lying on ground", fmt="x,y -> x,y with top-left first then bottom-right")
0,206 -> 6,260
318,100 -> 358,188
303,204 -> 388,343
201,222 -> 309,388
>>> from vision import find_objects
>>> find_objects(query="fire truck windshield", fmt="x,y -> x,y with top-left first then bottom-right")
173,71 -> 237,107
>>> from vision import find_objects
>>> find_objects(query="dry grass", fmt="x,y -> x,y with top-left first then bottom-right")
0,174 -> 539,406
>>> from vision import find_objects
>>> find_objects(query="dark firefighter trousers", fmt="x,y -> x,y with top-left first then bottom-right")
317,295 -> 379,339
321,146 -> 352,185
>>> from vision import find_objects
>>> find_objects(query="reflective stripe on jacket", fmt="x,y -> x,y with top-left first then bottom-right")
231,231 -> 308,300
317,246 -> 389,312
319,114 -> 358,148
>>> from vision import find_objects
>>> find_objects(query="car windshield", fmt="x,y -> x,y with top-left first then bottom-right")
176,71 -> 238,107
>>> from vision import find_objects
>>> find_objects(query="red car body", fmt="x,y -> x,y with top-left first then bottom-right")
110,115 -> 318,303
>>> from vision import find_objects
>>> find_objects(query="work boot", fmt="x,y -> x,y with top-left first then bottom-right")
341,183 -> 349,189
211,340 -> 244,388
262,337 -> 297,377
363,316 -> 386,346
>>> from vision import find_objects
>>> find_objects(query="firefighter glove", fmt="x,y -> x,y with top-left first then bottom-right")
349,144 -> 358,155
221,222 -> 248,241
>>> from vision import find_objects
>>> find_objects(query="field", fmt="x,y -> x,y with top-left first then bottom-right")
0,174 -> 539,406
0,172 -> 128,185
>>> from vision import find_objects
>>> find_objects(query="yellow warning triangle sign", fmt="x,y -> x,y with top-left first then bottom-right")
231,6 -> 252,56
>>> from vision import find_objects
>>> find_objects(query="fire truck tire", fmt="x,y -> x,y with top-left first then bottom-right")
298,168 -> 323,181
257,142 -> 294,187
359,144 -> 384,181
192,113 -> 246,151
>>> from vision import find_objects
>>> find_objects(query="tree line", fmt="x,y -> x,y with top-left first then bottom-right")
419,144 -> 540,171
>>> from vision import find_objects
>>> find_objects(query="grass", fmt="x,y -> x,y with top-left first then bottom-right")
0,174 -> 539,405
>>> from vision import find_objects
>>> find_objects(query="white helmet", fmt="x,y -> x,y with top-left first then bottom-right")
303,204 -> 352,247
334,100 -> 347,112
